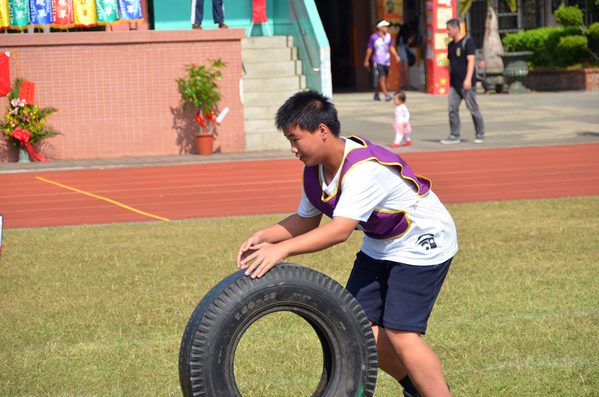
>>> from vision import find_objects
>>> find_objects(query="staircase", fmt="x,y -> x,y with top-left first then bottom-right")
241,36 -> 307,151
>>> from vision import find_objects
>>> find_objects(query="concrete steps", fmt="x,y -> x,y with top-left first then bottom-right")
242,36 -> 307,151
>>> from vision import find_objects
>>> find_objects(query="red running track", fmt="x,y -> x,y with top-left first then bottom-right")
1,144 -> 598,229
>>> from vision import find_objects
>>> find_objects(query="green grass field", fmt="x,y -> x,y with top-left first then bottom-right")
1,196 -> 598,396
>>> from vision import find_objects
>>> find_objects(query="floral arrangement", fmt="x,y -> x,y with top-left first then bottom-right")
0,78 -> 60,147
175,58 -> 227,134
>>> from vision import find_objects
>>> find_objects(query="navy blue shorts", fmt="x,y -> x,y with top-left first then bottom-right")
345,251 -> 452,334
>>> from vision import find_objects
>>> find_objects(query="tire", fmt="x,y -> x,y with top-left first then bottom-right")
179,263 -> 378,397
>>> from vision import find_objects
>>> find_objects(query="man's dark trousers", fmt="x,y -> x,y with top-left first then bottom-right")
448,86 -> 485,138
192,0 -> 224,26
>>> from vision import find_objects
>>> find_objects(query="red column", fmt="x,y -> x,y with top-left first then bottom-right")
426,0 -> 455,95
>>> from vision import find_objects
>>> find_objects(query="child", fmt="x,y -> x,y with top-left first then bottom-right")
237,90 -> 456,397
390,90 -> 412,148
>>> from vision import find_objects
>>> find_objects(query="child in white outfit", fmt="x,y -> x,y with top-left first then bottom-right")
390,90 -> 412,148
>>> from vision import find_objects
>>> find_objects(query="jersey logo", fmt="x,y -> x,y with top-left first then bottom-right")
416,233 -> 438,250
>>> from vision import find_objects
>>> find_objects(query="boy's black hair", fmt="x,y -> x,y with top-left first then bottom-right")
394,90 -> 406,103
275,90 -> 341,137
446,18 -> 460,28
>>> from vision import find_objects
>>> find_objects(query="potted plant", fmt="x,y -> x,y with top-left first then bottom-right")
0,78 -> 60,162
175,58 -> 227,155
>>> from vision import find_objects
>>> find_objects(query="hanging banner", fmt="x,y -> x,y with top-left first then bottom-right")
52,0 -> 74,28
29,0 -> 53,27
73,0 -> 97,27
0,0 -> 9,30
252,0 -> 267,23
9,0 -> 30,29
117,0 -> 141,22
95,0 -> 118,24
0,53 -> 9,97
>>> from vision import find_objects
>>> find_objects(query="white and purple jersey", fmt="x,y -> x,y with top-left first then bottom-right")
367,32 -> 394,66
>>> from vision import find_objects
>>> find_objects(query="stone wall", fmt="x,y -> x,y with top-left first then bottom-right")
0,29 -> 245,162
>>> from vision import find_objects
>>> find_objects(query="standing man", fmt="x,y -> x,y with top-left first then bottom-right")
364,19 -> 401,102
191,0 -> 227,29
441,19 -> 485,144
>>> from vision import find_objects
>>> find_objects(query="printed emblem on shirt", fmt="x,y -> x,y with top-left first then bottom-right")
417,233 -> 438,250
456,47 -> 461,57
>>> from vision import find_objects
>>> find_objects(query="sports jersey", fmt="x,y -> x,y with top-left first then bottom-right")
298,136 -> 458,266
367,32 -> 394,66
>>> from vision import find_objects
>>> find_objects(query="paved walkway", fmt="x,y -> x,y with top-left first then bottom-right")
1,90 -> 598,174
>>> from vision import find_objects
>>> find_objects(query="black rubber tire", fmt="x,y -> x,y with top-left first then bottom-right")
179,263 -> 378,397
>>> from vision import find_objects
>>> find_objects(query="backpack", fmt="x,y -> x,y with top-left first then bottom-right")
461,36 -> 486,82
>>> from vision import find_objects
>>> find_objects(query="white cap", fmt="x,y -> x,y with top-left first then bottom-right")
376,20 -> 390,29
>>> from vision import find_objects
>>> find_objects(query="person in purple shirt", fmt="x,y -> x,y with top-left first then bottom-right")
363,19 -> 401,101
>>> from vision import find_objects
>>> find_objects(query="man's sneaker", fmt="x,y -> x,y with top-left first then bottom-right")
440,135 -> 461,145
474,134 -> 485,143
219,22 -> 228,28
385,94 -> 393,101
374,93 -> 381,101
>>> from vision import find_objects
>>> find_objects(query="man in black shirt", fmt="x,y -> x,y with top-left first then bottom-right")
441,19 -> 485,144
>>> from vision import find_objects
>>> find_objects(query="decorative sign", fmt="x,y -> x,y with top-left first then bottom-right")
29,0 -> 53,27
426,0 -> 454,95
9,0 -> 30,29
19,80 -> 35,104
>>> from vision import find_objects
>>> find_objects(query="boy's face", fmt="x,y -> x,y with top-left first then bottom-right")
284,126 -> 325,167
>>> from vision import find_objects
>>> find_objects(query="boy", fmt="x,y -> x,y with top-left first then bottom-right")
364,19 -> 401,101
237,90 -> 456,397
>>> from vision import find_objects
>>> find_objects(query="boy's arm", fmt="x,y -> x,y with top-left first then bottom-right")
364,48 -> 373,68
236,213 -> 322,268
238,215 -> 359,279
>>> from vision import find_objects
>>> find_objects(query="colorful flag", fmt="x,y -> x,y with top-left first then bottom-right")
117,0 -> 141,22
51,0 -> 74,28
95,0 -> 117,24
73,0 -> 97,27
29,0 -> 53,27
0,0 -> 10,30
9,0 -> 30,29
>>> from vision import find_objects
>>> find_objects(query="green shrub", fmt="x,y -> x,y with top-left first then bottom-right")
557,35 -> 589,66
555,3 -> 584,27
589,23 -> 599,53
503,26 -> 584,68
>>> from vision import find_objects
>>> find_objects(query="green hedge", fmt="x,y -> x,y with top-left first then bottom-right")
502,4 -> 599,69
502,26 -> 585,68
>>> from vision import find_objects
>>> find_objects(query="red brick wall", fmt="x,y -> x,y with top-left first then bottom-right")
524,68 -> 599,92
0,29 -> 245,162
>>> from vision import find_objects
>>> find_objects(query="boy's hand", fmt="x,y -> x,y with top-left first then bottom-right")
237,242 -> 289,279
236,235 -> 261,268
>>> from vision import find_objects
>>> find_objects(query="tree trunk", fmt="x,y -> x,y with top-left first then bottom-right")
483,4 -> 504,72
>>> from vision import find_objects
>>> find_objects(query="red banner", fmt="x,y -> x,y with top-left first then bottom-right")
52,0 -> 75,28
19,81 -> 35,104
252,0 -> 267,23
0,53 -> 9,97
